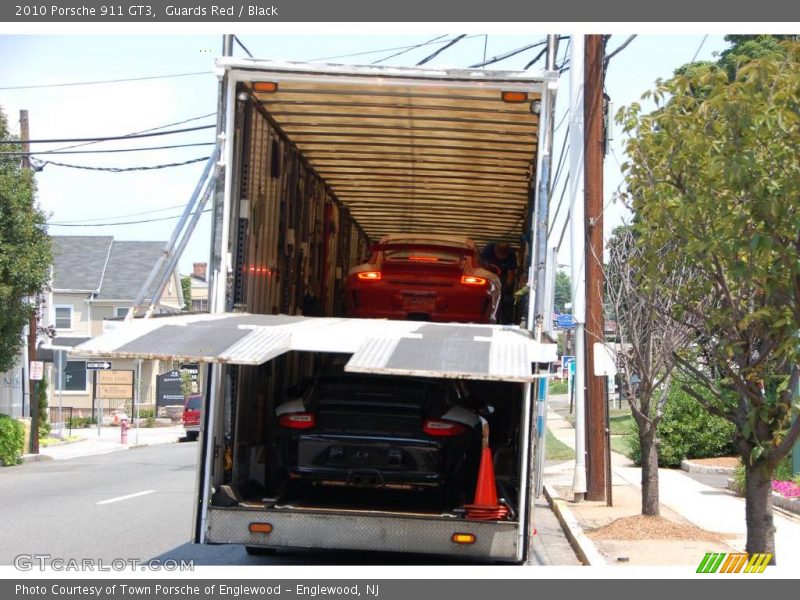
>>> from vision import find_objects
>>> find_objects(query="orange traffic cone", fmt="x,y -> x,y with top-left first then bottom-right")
464,418 -> 509,521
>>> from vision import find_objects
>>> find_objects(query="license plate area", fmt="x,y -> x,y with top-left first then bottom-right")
403,294 -> 436,312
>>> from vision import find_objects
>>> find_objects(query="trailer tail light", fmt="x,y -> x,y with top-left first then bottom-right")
278,413 -> 316,429
253,81 -> 279,93
423,419 -> 467,437
357,271 -> 381,281
249,522 -> 274,534
451,533 -> 476,545
461,275 -> 488,287
501,91 -> 528,103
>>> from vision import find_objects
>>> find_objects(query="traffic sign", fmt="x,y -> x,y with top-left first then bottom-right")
561,355 -> 575,370
87,361 -> 113,370
29,360 -> 44,381
556,313 -> 577,329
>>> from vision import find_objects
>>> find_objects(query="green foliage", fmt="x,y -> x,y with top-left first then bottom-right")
717,35 -> 793,82
732,462 -> 746,495
774,454 -> 794,482
145,415 -> 156,428
36,372 -> 50,438
619,43 -> 800,471
180,370 -> 194,396
554,270 -> 571,314
0,414 -> 25,466
66,416 -> 95,429
548,379 -> 568,395
180,275 -> 192,311
0,108 -> 52,373
628,384 -> 736,468
138,408 -> 155,419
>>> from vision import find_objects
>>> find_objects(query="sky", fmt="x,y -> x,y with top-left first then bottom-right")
0,32 -> 732,278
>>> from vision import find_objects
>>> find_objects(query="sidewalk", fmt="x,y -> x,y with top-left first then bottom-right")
543,404 -> 800,567
25,424 -> 186,461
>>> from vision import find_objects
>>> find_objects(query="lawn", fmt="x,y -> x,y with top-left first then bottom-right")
545,428 -> 575,461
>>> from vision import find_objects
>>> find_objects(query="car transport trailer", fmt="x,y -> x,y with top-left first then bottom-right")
77,56 -> 559,563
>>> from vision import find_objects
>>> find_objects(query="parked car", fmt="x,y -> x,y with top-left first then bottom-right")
272,372 -> 482,492
344,234 -> 501,323
183,393 -> 202,441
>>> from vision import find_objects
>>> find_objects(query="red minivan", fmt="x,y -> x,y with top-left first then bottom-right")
183,394 -> 202,441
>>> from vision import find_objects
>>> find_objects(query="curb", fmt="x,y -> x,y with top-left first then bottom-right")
543,482 -> 607,566
681,459 -> 736,475
21,453 -> 53,463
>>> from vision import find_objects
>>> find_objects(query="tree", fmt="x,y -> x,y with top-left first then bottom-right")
605,226 -> 696,515
0,108 -> 51,373
180,275 -> 192,311
618,43 -> 800,561
553,270 -> 571,314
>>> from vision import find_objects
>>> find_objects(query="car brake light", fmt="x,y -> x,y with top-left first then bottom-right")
461,275 -> 487,286
279,413 -> 316,429
408,256 -> 439,262
423,419 -> 467,436
357,271 -> 381,281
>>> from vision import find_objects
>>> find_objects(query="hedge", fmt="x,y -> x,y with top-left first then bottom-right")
0,414 -> 25,466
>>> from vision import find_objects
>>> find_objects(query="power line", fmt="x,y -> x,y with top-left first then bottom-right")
48,203 -> 195,224
0,124 -> 214,145
310,35 -> 483,62
52,113 -> 216,153
48,208 -> 212,227
417,34 -> 467,66
35,156 -> 210,172
604,35 -> 637,69
690,34 -> 709,63
0,142 -> 215,156
469,39 -> 546,68
372,34 -> 449,65
233,35 -> 254,58
523,47 -> 547,70
0,71 -> 209,91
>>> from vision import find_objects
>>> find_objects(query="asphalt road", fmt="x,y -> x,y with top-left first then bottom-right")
0,443 -> 578,566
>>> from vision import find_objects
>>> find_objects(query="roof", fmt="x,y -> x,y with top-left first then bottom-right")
52,236 -> 113,292
74,313 -> 557,382
220,60 -> 545,246
51,236 -> 176,304
96,240 -> 165,300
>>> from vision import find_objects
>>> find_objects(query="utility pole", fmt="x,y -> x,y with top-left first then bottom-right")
20,109 -> 39,454
584,35 -> 607,501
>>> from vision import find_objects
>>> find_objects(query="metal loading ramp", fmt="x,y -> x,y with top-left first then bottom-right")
223,59 -> 544,246
75,314 -> 556,381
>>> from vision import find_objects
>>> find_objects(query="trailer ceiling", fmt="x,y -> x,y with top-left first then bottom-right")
224,61 -> 545,245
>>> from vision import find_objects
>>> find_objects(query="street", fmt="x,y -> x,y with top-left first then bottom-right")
0,443 -> 578,566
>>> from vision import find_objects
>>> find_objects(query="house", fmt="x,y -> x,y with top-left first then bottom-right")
188,262 -> 209,312
42,236 -> 185,418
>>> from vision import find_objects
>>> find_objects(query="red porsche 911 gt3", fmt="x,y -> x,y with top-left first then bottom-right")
344,234 -> 501,323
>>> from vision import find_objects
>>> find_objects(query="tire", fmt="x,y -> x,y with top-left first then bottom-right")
245,546 -> 277,556
185,431 -> 199,441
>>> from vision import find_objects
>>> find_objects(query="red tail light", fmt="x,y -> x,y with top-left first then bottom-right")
461,275 -> 488,287
408,256 -> 439,262
423,419 -> 467,437
357,271 -> 381,281
279,413 -> 316,429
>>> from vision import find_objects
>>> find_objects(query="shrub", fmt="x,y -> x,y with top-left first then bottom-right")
628,383 -> 736,467
549,379 -> 568,395
0,414 -> 25,466
138,408 -> 155,419
145,415 -> 156,428
36,373 -> 50,438
67,416 -> 95,429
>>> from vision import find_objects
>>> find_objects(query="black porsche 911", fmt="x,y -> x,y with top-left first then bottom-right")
272,373 -> 482,492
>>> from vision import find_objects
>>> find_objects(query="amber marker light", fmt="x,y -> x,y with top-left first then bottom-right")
253,81 -> 279,93
501,91 -> 528,103
249,523 -> 274,534
451,533 -> 476,544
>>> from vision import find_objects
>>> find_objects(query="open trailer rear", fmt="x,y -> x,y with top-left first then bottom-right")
78,57 -> 558,563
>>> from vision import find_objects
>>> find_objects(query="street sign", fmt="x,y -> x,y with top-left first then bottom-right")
97,384 -> 134,400
561,355 -> 575,370
86,361 -> 113,370
97,370 -> 133,385
156,370 -> 184,407
556,313 -> 577,329
29,360 -> 44,381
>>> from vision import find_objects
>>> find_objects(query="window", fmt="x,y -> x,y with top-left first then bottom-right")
114,307 -> 129,319
55,305 -> 73,330
191,298 -> 208,312
54,360 -> 87,391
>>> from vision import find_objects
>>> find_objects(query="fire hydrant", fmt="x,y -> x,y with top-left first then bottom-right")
120,416 -> 129,444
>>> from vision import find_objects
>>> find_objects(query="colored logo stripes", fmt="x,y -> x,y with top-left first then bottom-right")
696,552 -> 773,573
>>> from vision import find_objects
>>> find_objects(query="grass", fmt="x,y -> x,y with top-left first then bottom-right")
548,380 -> 569,395
610,434 -> 633,458
545,428 -> 575,461
39,435 -> 82,447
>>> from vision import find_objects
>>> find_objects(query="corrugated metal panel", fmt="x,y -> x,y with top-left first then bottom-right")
74,314 -> 556,382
